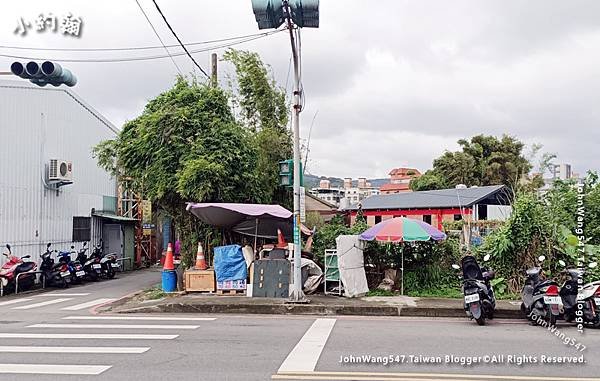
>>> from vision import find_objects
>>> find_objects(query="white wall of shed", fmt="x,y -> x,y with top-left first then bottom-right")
0,82 -> 117,264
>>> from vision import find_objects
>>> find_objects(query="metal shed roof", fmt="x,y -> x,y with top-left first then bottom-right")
346,185 -> 509,211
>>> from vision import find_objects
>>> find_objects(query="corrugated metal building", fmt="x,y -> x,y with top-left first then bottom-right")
0,80 -> 132,266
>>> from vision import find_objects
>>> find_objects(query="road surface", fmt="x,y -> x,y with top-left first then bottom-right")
0,270 -> 598,381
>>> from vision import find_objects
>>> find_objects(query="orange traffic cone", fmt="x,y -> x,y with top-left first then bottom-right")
194,242 -> 207,270
276,229 -> 287,248
163,242 -> 175,270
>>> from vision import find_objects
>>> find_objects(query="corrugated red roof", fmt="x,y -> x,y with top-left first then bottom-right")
380,183 -> 411,192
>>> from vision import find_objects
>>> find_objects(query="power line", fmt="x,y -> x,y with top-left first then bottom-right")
0,31 -> 280,52
0,31 -> 284,63
134,0 -> 182,76
150,0 -> 208,78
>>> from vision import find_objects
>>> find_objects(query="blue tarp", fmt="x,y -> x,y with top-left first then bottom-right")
213,245 -> 248,282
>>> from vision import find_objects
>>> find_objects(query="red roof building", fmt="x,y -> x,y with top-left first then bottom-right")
380,167 -> 422,194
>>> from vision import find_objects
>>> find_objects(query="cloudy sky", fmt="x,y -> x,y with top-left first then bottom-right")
1,1 -> 599,178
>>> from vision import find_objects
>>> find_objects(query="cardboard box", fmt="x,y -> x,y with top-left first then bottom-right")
184,269 -> 215,292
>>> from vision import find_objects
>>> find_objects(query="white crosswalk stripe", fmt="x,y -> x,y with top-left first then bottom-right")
34,293 -> 91,297
29,323 -> 200,330
0,346 -> 150,354
12,298 -> 73,310
0,298 -> 33,306
0,364 -> 111,375
63,315 -> 216,321
0,333 -> 179,340
60,298 -> 116,310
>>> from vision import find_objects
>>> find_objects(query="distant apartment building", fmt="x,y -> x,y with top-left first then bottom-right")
310,177 -> 380,208
379,167 -> 422,194
540,163 -> 580,193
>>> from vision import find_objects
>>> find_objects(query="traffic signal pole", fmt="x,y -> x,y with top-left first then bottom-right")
284,1 -> 308,303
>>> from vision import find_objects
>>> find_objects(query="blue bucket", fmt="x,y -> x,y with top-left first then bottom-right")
162,270 -> 177,292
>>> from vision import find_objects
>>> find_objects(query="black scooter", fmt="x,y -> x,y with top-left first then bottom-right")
39,243 -> 70,288
91,240 -> 117,279
557,259 -> 600,327
453,254 -> 496,326
75,242 -> 101,281
521,255 -> 560,326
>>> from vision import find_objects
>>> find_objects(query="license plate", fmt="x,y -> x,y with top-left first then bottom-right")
544,296 -> 561,304
92,264 -> 102,269
594,298 -> 600,306
111,263 -> 119,268
76,271 -> 85,277
60,271 -> 70,277
465,293 -> 480,303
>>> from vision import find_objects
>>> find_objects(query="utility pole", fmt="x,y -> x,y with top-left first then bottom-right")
211,53 -> 218,87
249,0 -> 319,303
284,1 -> 307,303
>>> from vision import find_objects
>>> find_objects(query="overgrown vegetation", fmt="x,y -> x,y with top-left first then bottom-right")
94,49 -> 291,267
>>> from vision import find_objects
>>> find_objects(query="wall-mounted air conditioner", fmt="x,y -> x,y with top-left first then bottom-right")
48,159 -> 73,183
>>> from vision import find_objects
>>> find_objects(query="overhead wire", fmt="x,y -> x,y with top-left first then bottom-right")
133,0 -> 182,76
150,0 -> 208,78
0,30 -> 284,52
0,30 -> 285,63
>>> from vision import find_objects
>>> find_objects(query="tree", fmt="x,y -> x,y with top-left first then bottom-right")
419,134 -> 531,191
223,49 -> 292,206
410,170 -> 448,191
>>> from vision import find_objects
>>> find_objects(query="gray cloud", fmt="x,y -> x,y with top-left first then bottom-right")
1,0 -> 599,179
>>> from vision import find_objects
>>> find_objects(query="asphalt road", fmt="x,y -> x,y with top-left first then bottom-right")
0,270 -> 598,381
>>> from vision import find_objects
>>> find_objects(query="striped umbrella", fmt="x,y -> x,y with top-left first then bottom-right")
359,217 -> 447,242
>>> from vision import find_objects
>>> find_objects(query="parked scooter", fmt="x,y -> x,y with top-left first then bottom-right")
557,260 -> 600,328
0,244 -> 37,293
452,254 -> 496,326
91,240 -> 118,279
75,242 -> 101,281
521,255 -> 561,326
39,243 -> 70,288
57,247 -> 85,285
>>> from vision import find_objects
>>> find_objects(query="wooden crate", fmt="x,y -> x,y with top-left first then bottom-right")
184,269 -> 215,292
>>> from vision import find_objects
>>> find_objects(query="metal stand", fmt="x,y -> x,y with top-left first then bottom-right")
324,249 -> 342,296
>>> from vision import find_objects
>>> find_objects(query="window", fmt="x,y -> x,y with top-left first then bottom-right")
374,216 -> 382,224
423,215 -> 432,224
72,217 -> 91,242
454,214 -> 462,221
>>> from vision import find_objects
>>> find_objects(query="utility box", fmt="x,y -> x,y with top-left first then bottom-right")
184,269 -> 216,292
251,259 -> 290,298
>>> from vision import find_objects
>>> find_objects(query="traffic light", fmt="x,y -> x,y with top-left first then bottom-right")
279,159 -> 293,186
10,61 -> 77,87
251,0 -> 319,29
288,0 -> 319,28
279,159 -> 303,187
251,0 -> 285,29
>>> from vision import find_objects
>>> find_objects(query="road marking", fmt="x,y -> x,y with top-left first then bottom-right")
29,323 -> 199,330
60,298 -> 116,310
11,298 -> 73,310
0,298 -> 33,306
278,318 -> 336,373
0,333 -> 178,340
0,346 -> 149,354
34,293 -> 90,297
63,315 -> 216,321
0,364 -> 110,375
272,372 -> 600,381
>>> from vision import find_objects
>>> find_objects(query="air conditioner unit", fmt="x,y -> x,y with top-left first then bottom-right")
48,159 -> 73,183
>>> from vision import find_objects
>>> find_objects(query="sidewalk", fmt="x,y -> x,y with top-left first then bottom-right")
99,291 -> 523,319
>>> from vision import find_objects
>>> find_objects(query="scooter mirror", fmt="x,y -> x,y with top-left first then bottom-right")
483,254 -> 490,262
538,255 -> 546,262
71,246 -> 75,249
451,264 -> 460,270
589,262 -> 598,269
47,243 -> 51,248
558,260 -> 566,267
83,242 -> 87,247
5,244 -> 10,251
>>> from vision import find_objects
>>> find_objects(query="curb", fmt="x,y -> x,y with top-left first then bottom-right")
102,295 -> 523,319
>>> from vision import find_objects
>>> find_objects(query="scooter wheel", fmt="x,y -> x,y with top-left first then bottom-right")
107,269 -> 115,279
475,316 -> 486,326
546,309 -> 556,326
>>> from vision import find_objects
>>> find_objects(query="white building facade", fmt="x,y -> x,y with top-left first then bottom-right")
0,80 -> 119,264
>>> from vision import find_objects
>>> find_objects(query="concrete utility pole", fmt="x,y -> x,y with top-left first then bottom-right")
284,1 -> 307,303
211,53 -> 218,87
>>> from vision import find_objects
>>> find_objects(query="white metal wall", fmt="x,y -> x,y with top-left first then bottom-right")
0,81 -> 117,264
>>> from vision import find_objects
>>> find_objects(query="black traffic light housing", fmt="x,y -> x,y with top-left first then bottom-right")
10,61 -> 77,87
